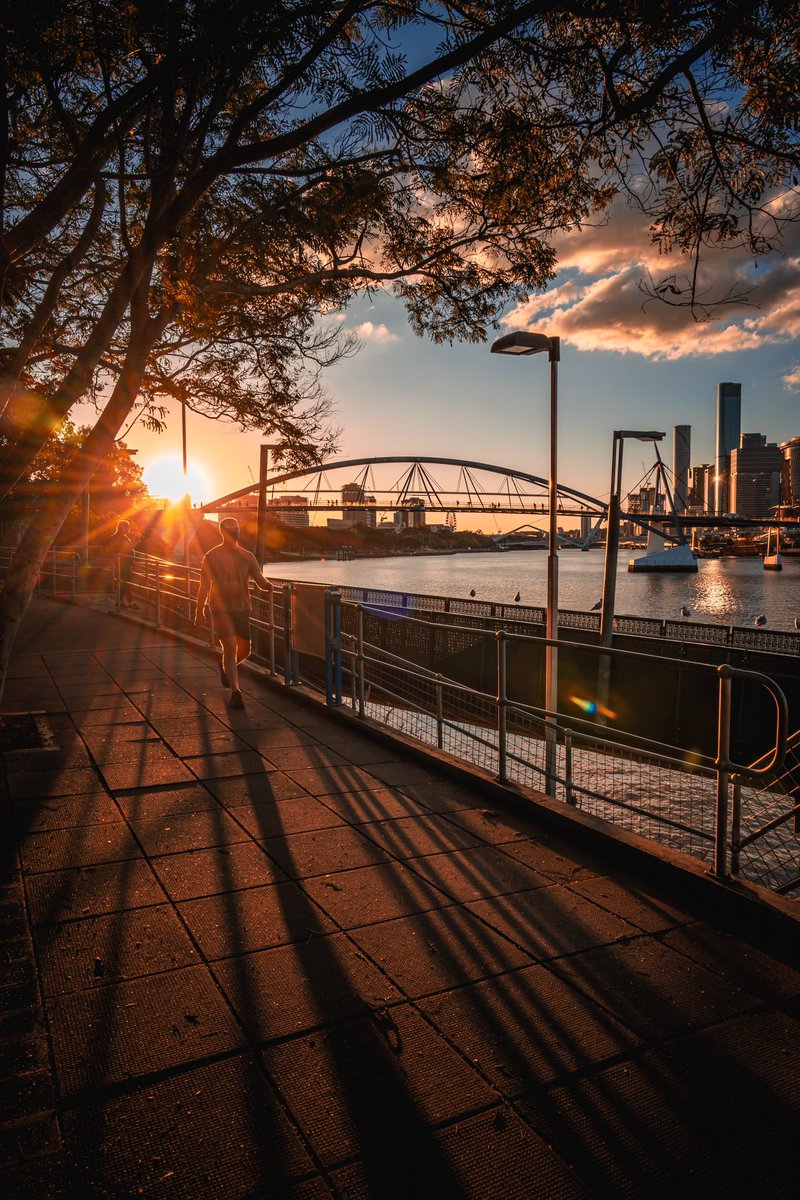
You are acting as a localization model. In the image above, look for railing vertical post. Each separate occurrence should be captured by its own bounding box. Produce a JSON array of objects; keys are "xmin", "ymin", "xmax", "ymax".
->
[
  {"xmin": 730, "ymin": 777, "xmax": 742, "ymax": 877},
  {"xmin": 564, "ymin": 730, "xmax": 575, "ymax": 805},
  {"xmin": 71, "ymin": 553, "xmax": 77, "ymax": 603},
  {"xmin": 283, "ymin": 585, "xmax": 292, "ymax": 684},
  {"xmin": 357, "ymin": 605, "xmax": 366, "ymax": 718},
  {"xmin": 334, "ymin": 591, "xmax": 342, "ymax": 704},
  {"xmin": 436, "ymin": 673, "xmax": 443, "ymax": 750},
  {"xmin": 325, "ymin": 590, "xmax": 334, "ymax": 705},
  {"xmin": 52, "ymin": 548, "xmax": 56, "ymax": 595},
  {"xmin": 283, "ymin": 585, "xmax": 298, "ymax": 685},
  {"xmin": 324, "ymin": 589, "xmax": 343, "ymax": 706},
  {"xmin": 155, "ymin": 560, "xmax": 162, "ymax": 628},
  {"xmin": 268, "ymin": 585, "xmax": 276, "ymax": 674},
  {"xmin": 497, "ymin": 631, "xmax": 508, "ymax": 783},
  {"xmin": 714, "ymin": 665, "xmax": 733, "ymax": 877}
]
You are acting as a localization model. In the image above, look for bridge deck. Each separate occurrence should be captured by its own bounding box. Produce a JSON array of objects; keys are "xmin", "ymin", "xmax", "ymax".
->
[{"xmin": 2, "ymin": 600, "xmax": 799, "ymax": 1199}]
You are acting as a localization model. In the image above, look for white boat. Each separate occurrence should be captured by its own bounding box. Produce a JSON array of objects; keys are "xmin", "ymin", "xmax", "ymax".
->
[{"xmin": 764, "ymin": 527, "xmax": 783, "ymax": 571}]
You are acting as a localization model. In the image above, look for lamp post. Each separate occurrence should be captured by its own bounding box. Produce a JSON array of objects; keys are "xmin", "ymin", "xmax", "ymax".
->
[
  {"xmin": 180, "ymin": 398, "xmax": 191, "ymax": 568},
  {"xmin": 597, "ymin": 430, "xmax": 664, "ymax": 717},
  {"xmin": 491, "ymin": 330, "xmax": 560, "ymax": 796},
  {"xmin": 256, "ymin": 443, "xmax": 280, "ymax": 567}
]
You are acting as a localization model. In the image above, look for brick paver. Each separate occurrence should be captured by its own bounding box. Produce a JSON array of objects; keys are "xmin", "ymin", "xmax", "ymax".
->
[{"xmin": 2, "ymin": 599, "xmax": 799, "ymax": 1199}]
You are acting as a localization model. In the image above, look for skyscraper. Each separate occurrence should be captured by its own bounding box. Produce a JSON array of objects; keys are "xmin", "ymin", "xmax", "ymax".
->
[
  {"xmin": 730, "ymin": 434, "xmax": 783, "ymax": 517},
  {"xmin": 715, "ymin": 382, "xmax": 741, "ymax": 513},
  {"xmin": 672, "ymin": 424, "xmax": 691, "ymax": 511},
  {"xmin": 780, "ymin": 435, "xmax": 800, "ymax": 510}
]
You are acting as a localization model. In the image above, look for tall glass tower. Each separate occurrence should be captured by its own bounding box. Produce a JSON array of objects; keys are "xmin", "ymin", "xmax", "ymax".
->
[
  {"xmin": 672, "ymin": 425, "xmax": 691, "ymax": 511},
  {"xmin": 715, "ymin": 382, "xmax": 741, "ymax": 513}
]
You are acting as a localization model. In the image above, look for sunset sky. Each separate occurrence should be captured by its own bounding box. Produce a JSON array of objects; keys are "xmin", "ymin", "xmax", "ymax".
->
[{"xmin": 86, "ymin": 191, "xmax": 800, "ymax": 523}]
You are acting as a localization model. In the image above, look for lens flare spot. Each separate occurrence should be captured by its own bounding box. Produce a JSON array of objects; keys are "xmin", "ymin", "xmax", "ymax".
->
[{"xmin": 569, "ymin": 694, "xmax": 617, "ymax": 720}]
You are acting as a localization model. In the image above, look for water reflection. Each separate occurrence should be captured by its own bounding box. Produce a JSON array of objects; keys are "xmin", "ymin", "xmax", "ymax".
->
[{"xmin": 263, "ymin": 551, "xmax": 800, "ymax": 632}]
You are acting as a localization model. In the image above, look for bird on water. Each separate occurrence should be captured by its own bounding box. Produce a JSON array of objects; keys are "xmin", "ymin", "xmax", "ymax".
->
[
  {"xmin": 590, "ymin": 599, "xmax": 602, "ymax": 611},
  {"xmin": 680, "ymin": 605, "xmax": 691, "ymax": 618},
  {"xmin": 469, "ymin": 589, "xmax": 476, "ymax": 598},
  {"xmin": 514, "ymin": 591, "xmax": 521, "ymax": 602},
  {"xmin": 755, "ymin": 613, "xmax": 767, "ymax": 627}
]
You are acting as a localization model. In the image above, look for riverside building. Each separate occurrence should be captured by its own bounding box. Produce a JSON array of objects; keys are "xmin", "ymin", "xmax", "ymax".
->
[
  {"xmin": 729, "ymin": 433, "xmax": 783, "ymax": 517},
  {"xmin": 781, "ymin": 435, "xmax": 800, "ymax": 509}
]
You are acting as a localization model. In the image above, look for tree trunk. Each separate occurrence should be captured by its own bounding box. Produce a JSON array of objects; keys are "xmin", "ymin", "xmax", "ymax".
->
[
  {"xmin": 0, "ymin": 309, "xmax": 164, "ymax": 700},
  {"xmin": 0, "ymin": 243, "xmax": 158, "ymax": 502}
]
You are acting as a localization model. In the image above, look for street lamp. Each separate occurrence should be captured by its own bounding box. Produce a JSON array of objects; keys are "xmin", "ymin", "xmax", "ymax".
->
[
  {"xmin": 179, "ymin": 398, "xmax": 193, "ymax": 569},
  {"xmin": 600, "ymin": 429, "xmax": 665, "ymax": 643},
  {"xmin": 596, "ymin": 429, "xmax": 664, "ymax": 719},
  {"xmin": 491, "ymin": 329, "xmax": 560, "ymax": 795}
]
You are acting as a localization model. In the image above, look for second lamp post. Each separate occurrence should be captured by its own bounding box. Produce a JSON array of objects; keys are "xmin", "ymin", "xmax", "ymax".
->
[{"xmin": 491, "ymin": 330, "xmax": 560, "ymax": 795}]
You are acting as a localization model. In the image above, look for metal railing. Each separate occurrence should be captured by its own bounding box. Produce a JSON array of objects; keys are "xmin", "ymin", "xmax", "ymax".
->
[
  {"xmin": 0, "ymin": 546, "xmax": 80, "ymax": 599},
  {"xmin": 26, "ymin": 550, "xmax": 797, "ymax": 898},
  {"xmin": 337, "ymin": 584, "xmax": 800, "ymax": 656},
  {"xmin": 731, "ymin": 730, "xmax": 800, "ymax": 895},
  {"xmin": 340, "ymin": 606, "xmax": 792, "ymax": 891}
]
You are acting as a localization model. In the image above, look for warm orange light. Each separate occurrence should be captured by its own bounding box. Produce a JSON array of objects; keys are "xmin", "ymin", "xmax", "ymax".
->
[
  {"xmin": 143, "ymin": 455, "xmax": 210, "ymax": 502},
  {"xmin": 569, "ymin": 694, "xmax": 617, "ymax": 720}
]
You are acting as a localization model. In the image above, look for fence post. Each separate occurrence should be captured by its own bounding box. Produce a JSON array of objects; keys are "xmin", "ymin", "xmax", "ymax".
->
[
  {"xmin": 357, "ymin": 605, "xmax": 366, "ymax": 718},
  {"xmin": 436, "ymin": 673, "xmax": 443, "ymax": 750},
  {"xmin": 283, "ymin": 585, "xmax": 292, "ymax": 684},
  {"xmin": 155, "ymin": 559, "xmax": 162, "ymax": 628},
  {"xmin": 730, "ymin": 777, "xmax": 742, "ymax": 876},
  {"xmin": 283, "ymin": 585, "xmax": 298, "ymax": 685},
  {"xmin": 324, "ymin": 589, "xmax": 342, "ymax": 706},
  {"xmin": 497, "ymin": 631, "xmax": 507, "ymax": 783},
  {"xmin": 564, "ymin": 730, "xmax": 575, "ymax": 805},
  {"xmin": 713, "ymin": 665, "xmax": 733, "ymax": 877},
  {"xmin": 268, "ymin": 585, "xmax": 276, "ymax": 674}
]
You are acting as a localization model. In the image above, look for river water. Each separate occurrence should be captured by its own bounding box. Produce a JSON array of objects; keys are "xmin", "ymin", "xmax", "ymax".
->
[{"xmin": 263, "ymin": 548, "xmax": 800, "ymax": 632}]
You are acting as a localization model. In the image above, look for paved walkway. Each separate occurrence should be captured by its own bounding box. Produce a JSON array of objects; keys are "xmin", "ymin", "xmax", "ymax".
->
[{"xmin": 2, "ymin": 599, "xmax": 799, "ymax": 1199}]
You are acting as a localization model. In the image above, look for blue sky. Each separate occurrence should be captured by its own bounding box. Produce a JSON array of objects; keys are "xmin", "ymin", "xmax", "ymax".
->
[{"xmin": 133, "ymin": 194, "xmax": 800, "ymax": 519}]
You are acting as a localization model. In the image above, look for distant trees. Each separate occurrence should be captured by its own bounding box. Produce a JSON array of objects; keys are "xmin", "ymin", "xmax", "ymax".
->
[
  {"xmin": 0, "ymin": 419, "xmax": 146, "ymax": 545},
  {"xmin": 0, "ymin": 0, "xmax": 798, "ymax": 690}
]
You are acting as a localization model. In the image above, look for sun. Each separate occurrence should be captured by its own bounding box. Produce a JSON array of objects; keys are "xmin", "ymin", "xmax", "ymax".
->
[{"xmin": 142, "ymin": 455, "xmax": 212, "ymax": 503}]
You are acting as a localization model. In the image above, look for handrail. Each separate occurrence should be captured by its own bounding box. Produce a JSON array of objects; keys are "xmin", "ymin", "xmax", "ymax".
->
[
  {"xmin": 717, "ymin": 664, "xmax": 788, "ymax": 779},
  {"xmin": 745, "ymin": 724, "xmax": 800, "ymax": 773},
  {"xmin": 341, "ymin": 581, "xmax": 800, "ymax": 655},
  {"xmin": 343, "ymin": 623, "xmax": 721, "ymax": 776},
  {"xmin": 714, "ymin": 663, "xmax": 789, "ymax": 877}
]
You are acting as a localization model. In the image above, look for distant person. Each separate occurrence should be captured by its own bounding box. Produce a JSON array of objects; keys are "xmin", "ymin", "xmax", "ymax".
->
[
  {"xmin": 109, "ymin": 519, "xmax": 137, "ymax": 609},
  {"xmin": 194, "ymin": 517, "xmax": 271, "ymax": 709}
]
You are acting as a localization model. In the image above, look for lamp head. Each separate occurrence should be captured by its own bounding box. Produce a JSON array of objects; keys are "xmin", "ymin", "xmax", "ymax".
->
[{"xmin": 491, "ymin": 331, "xmax": 559, "ymax": 361}]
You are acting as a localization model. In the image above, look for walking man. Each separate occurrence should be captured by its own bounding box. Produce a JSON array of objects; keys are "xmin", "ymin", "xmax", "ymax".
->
[{"xmin": 194, "ymin": 517, "xmax": 271, "ymax": 709}]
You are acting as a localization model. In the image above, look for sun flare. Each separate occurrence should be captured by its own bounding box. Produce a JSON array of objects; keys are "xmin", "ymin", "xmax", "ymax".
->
[{"xmin": 142, "ymin": 455, "xmax": 211, "ymax": 503}]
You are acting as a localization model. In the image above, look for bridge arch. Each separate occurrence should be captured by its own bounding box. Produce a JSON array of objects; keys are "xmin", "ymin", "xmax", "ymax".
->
[{"xmin": 201, "ymin": 455, "xmax": 608, "ymax": 522}]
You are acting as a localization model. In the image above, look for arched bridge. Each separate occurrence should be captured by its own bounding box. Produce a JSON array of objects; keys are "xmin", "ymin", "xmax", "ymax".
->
[{"xmin": 201, "ymin": 456, "xmax": 608, "ymax": 528}]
